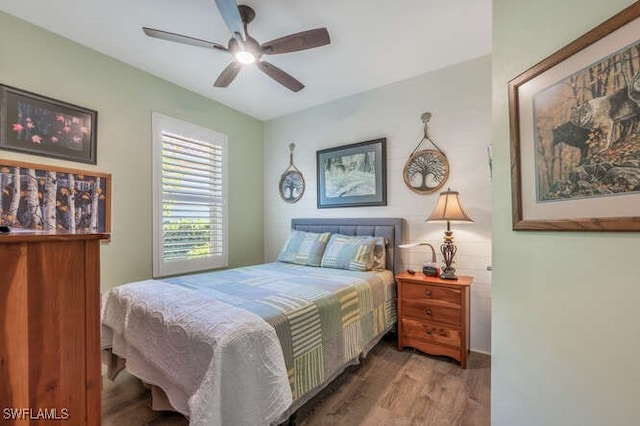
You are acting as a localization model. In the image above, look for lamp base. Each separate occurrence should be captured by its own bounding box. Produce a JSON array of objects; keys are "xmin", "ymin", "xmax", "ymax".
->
[
  {"xmin": 440, "ymin": 239, "xmax": 458, "ymax": 280},
  {"xmin": 439, "ymin": 268, "xmax": 458, "ymax": 280}
]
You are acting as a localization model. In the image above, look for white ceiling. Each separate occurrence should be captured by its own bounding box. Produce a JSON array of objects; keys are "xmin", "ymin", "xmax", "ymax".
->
[{"xmin": 0, "ymin": 0, "xmax": 492, "ymax": 121}]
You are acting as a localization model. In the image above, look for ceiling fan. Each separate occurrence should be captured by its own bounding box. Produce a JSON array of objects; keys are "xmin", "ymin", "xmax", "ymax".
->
[{"xmin": 142, "ymin": 0, "xmax": 331, "ymax": 92}]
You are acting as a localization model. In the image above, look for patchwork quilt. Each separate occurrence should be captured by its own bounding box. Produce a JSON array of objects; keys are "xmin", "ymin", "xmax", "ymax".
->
[{"xmin": 102, "ymin": 261, "xmax": 396, "ymax": 424}]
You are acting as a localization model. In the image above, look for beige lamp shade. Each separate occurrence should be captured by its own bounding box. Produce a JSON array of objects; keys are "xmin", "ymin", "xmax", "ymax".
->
[{"xmin": 426, "ymin": 188, "xmax": 474, "ymax": 223}]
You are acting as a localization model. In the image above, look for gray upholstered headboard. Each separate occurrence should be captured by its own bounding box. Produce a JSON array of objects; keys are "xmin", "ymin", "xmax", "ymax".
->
[{"xmin": 291, "ymin": 217, "xmax": 405, "ymax": 275}]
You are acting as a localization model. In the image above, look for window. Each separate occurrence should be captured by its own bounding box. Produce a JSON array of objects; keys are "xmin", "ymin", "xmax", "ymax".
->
[{"xmin": 152, "ymin": 112, "xmax": 228, "ymax": 277}]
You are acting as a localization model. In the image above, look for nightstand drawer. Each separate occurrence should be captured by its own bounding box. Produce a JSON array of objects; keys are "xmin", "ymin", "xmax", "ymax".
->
[
  {"xmin": 402, "ymin": 282, "xmax": 461, "ymax": 306},
  {"xmin": 400, "ymin": 317, "xmax": 461, "ymax": 347},
  {"xmin": 402, "ymin": 300, "xmax": 461, "ymax": 326}
]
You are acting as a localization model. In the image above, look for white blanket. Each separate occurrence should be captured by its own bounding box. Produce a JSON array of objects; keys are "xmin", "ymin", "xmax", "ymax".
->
[{"xmin": 101, "ymin": 280, "xmax": 292, "ymax": 426}]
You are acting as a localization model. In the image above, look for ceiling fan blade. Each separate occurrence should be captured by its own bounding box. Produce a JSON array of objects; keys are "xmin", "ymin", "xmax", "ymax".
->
[
  {"xmin": 214, "ymin": 62, "xmax": 242, "ymax": 87},
  {"xmin": 257, "ymin": 61, "xmax": 304, "ymax": 92},
  {"xmin": 213, "ymin": 0, "xmax": 245, "ymax": 42},
  {"xmin": 143, "ymin": 27, "xmax": 227, "ymax": 51},
  {"xmin": 261, "ymin": 28, "xmax": 330, "ymax": 55}
]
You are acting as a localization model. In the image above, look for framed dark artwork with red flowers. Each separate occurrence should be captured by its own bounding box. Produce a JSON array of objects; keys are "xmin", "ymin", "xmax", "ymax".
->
[{"xmin": 0, "ymin": 85, "xmax": 97, "ymax": 164}]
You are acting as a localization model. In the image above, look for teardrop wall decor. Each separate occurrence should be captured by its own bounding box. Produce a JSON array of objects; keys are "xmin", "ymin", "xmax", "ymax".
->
[{"xmin": 279, "ymin": 143, "xmax": 305, "ymax": 203}]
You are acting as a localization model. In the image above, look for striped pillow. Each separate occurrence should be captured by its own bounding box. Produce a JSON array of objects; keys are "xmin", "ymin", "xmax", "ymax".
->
[
  {"xmin": 320, "ymin": 234, "xmax": 376, "ymax": 271},
  {"xmin": 277, "ymin": 231, "xmax": 331, "ymax": 266}
]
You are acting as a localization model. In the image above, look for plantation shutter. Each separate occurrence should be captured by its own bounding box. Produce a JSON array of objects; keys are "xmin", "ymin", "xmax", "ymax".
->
[{"xmin": 152, "ymin": 113, "xmax": 228, "ymax": 277}]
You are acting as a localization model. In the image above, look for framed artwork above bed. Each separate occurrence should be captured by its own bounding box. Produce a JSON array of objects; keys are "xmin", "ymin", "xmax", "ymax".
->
[{"xmin": 316, "ymin": 138, "xmax": 387, "ymax": 208}]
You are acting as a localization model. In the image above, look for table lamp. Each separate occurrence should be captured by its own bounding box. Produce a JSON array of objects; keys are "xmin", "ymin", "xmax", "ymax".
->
[{"xmin": 425, "ymin": 188, "xmax": 473, "ymax": 280}]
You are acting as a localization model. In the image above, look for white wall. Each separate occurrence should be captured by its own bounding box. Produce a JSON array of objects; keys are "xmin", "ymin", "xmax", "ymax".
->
[
  {"xmin": 492, "ymin": 0, "xmax": 640, "ymax": 424},
  {"xmin": 264, "ymin": 56, "xmax": 492, "ymax": 353}
]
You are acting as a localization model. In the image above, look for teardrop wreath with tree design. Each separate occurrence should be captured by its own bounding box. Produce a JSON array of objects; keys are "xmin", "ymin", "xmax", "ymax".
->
[
  {"xmin": 403, "ymin": 112, "xmax": 450, "ymax": 194},
  {"xmin": 279, "ymin": 143, "xmax": 305, "ymax": 203}
]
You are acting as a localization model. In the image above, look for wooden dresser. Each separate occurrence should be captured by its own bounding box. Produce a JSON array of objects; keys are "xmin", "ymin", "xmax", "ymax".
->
[
  {"xmin": 0, "ymin": 232, "xmax": 108, "ymax": 425},
  {"xmin": 396, "ymin": 271, "xmax": 473, "ymax": 368}
]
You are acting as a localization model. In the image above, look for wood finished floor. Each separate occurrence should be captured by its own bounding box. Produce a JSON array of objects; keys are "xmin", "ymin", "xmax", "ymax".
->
[{"xmin": 102, "ymin": 336, "xmax": 490, "ymax": 426}]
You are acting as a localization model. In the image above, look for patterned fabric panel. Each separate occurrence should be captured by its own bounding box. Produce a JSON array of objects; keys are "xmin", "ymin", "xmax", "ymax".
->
[
  {"xmin": 277, "ymin": 231, "xmax": 331, "ymax": 267},
  {"xmin": 320, "ymin": 234, "xmax": 375, "ymax": 271},
  {"xmin": 163, "ymin": 262, "xmax": 396, "ymax": 402}
]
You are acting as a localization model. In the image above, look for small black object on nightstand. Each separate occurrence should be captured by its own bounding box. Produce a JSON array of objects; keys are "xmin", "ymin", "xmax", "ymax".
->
[
  {"xmin": 0, "ymin": 225, "xmax": 10, "ymax": 233},
  {"xmin": 407, "ymin": 269, "xmax": 416, "ymax": 275}
]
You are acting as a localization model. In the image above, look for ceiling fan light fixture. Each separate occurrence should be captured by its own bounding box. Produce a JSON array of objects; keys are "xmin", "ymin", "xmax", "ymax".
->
[
  {"xmin": 143, "ymin": 2, "xmax": 331, "ymax": 91},
  {"xmin": 235, "ymin": 50, "xmax": 256, "ymax": 64}
]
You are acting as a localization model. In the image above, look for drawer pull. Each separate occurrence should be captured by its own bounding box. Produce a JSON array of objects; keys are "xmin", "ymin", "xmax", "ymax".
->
[
  {"xmin": 425, "ymin": 309, "xmax": 432, "ymax": 316},
  {"xmin": 425, "ymin": 328, "xmax": 433, "ymax": 335},
  {"xmin": 425, "ymin": 290, "xmax": 433, "ymax": 297}
]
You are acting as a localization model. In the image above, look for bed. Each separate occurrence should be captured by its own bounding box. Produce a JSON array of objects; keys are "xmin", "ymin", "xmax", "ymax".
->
[{"xmin": 101, "ymin": 217, "xmax": 405, "ymax": 425}]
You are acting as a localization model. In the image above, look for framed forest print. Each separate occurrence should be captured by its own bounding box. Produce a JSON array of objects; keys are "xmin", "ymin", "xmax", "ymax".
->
[
  {"xmin": 317, "ymin": 138, "xmax": 387, "ymax": 208},
  {"xmin": 0, "ymin": 159, "xmax": 110, "ymax": 233},
  {"xmin": 509, "ymin": 3, "xmax": 640, "ymax": 231},
  {"xmin": 0, "ymin": 85, "xmax": 98, "ymax": 164}
]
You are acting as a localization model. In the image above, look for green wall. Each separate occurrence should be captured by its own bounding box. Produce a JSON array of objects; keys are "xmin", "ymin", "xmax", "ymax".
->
[
  {"xmin": 492, "ymin": 1, "xmax": 640, "ymax": 425},
  {"xmin": 0, "ymin": 11, "xmax": 265, "ymax": 291}
]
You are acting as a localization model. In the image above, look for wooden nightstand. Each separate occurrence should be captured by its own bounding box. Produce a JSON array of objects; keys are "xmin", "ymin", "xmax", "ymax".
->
[{"xmin": 396, "ymin": 271, "xmax": 473, "ymax": 368}]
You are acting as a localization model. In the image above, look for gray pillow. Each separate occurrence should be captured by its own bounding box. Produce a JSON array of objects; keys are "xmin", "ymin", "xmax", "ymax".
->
[{"xmin": 277, "ymin": 230, "xmax": 331, "ymax": 266}]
